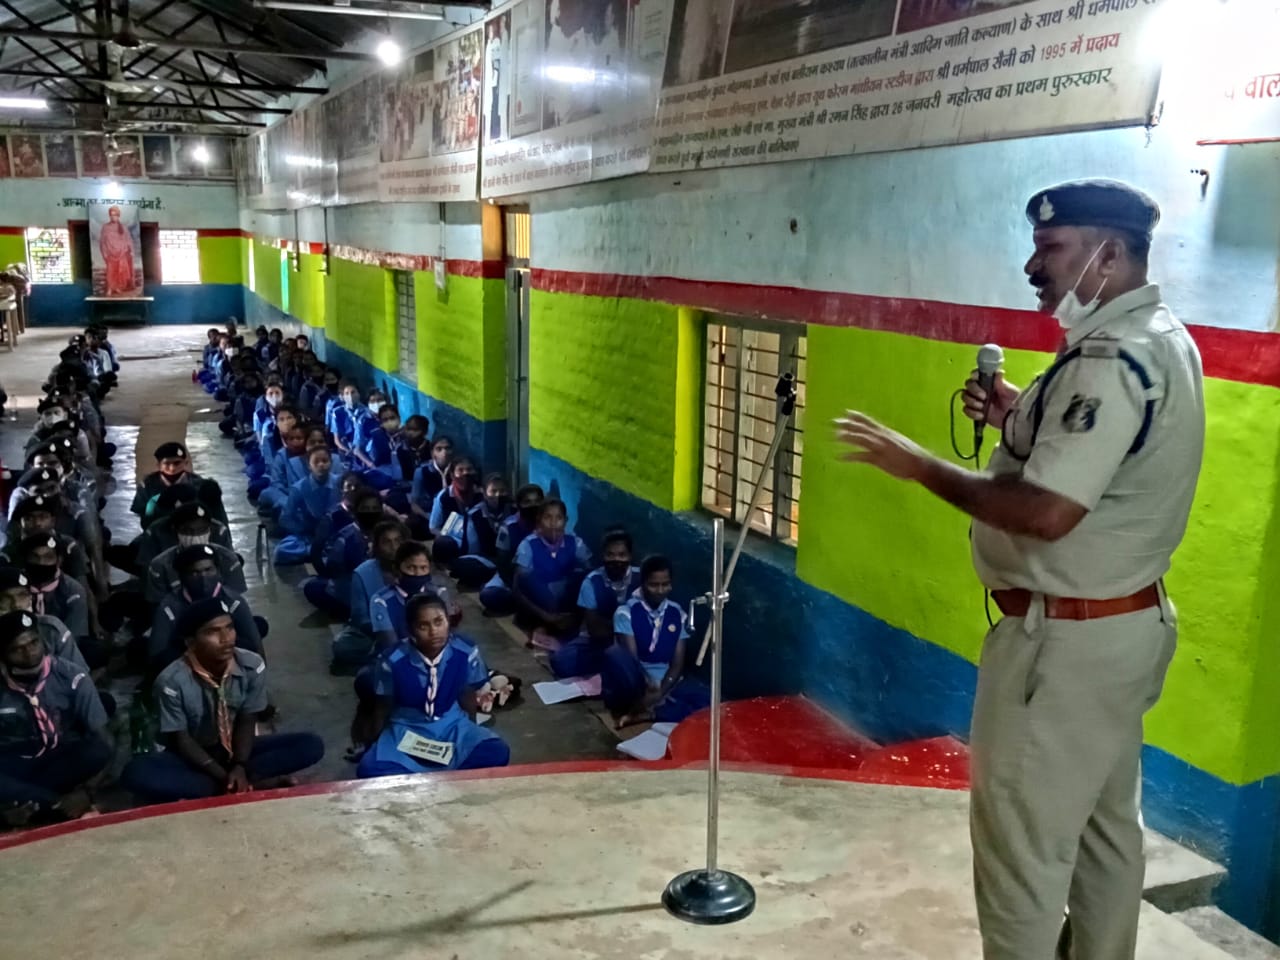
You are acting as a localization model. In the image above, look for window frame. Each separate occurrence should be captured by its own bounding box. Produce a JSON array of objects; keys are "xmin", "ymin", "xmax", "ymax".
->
[
  {"xmin": 700, "ymin": 315, "xmax": 805, "ymax": 547},
  {"xmin": 157, "ymin": 228, "xmax": 201, "ymax": 285},
  {"xmin": 392, "ymin": 268, "xmax": 418, "ymax": 387},
  {"xmin": 24, "ymin": 225, "xmax": 74, "ymax": 284}
]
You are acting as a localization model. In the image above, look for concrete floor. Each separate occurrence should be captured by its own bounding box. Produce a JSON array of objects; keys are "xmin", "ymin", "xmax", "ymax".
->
[
  {"xmin": 0, "ymin": 325, "xmax": 622, "ymax": 793},
  {"xmin": 2, "ymin": 768, "xmax": 1239, "ymax": 960}
]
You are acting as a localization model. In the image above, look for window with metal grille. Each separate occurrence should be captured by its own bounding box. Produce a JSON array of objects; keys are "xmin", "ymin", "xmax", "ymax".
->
[
  {"xmin": 394, "ymin": 269, "xmax": 417, "ymax": 386},
  {"xmin": 158, "ymin": 229, "xmax": 200, "ymax": 284},
  {"xmin": 702, "ymin": 320, "xmax": 806, "ymax": 546},
  {"xmin": 25, "ymin": 226, "xmax": 73, "ymax": 284}
]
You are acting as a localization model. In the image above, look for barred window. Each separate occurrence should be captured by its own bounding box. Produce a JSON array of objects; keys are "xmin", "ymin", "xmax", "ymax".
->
[
  {"xmin": 702, "ymin": 320, "xmax": 806, "ymax": 546},
  {"xmin": 25, "ymin": 226, "xmax": 73, "ymax": 284},
  {"xmin": 394, "ymin": 269, "xmax": 417, "ymax": 386},
  {"xmin": 159, "ymin": 229, "xmax": 200, "ymax": 284}
]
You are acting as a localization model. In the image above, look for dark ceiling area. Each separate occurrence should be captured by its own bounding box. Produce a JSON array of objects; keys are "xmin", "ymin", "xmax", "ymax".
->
[{"xmin": 0, "ymin": 1, "xmax": 484, "ymax": 136}]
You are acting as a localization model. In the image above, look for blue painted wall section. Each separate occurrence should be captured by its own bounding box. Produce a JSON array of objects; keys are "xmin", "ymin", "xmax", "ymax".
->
[{"xmin": 27, "ymin": 281, "xmax": 244, "ymax": 326}]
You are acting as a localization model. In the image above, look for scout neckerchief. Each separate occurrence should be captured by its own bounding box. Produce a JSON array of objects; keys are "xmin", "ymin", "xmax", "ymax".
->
[
  {"xmin": 184, "ymin": 651, "xmax": 234, "ymax": 753},
  {"xmin": 2, "ymin": 656, "xmax": 57, "ymax": 758},
  {"xmin": 417, "ymin": 645, "xmax": 447, "ymax": 718}
]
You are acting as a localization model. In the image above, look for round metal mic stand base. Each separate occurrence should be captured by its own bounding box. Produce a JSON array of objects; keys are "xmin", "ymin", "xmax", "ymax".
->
[{"xmin": 663, "ymin": 868, "xmax": 757, "ymax": 925}]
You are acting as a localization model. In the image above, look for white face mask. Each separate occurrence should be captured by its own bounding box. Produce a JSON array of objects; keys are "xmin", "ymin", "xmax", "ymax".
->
[
  {"xmin": 177, "ymin": 532, "xmax": 211, "ymax": 548},
  {"xmin": 368, "ymin": 401, "xmax": 384, "ymax": 414},
  {"xmin": 40, "ymin": 411, "xmax": 68, "ymax": 428},
  {"xmin": 1052, "ymin": 243, "xmax": 1108, "ymax": 330},
  {"xmin": 266, "ymin": 393, "xmax": 282, "ymax": 408}
]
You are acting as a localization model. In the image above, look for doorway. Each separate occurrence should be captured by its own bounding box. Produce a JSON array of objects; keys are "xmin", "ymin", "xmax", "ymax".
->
[{"xmin": 504, "ymin": 207, "xmax": 531, "ymax": 487}]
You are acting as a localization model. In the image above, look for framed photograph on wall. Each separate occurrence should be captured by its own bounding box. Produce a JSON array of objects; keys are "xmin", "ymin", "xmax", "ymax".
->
[
  {"xmin": 143, "ymin": 135, "xmax": 173, "ymax": 176},
  {"xmin": 44, "ymin": 135, "xmax": 77, "ymax": 177},
  {"xmin": 78, "ymin": 135, "xmax": 110, "ymax": 177},
  {"xmin": 10, "ymin": 134, "xmax": 45, "ymax": 178}
]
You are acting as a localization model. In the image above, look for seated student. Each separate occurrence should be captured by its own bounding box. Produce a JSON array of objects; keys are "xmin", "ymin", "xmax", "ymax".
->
[
  {"xmin": 353, "ymin": 403, "xmax": 403, "ymax": 477},
  {"xmin": 123, "ymin": 599, "xmax": 324, "ymax": 802},
  {"xmin": 248, "ymin": 403, "xmax": 298, "ymax": 500},
  {"xmin": 261, "ymin": 327, "xmax": 283, "ymax": 366},
  {"xmin": 149, "ymin": 545, "xmax": 265, "ymax": 676},
  {"xmin": 219, "ymin": 365, "xmax": 263, "ymax": 439},
  {"xmin": 452, "ymin": 473, "xmax": 513, "ymax": 589},
  {"xmin": 0, "ymin": 568, "xmax": 89, "ymax": 671},
  {"xmin": 146, "ymin": 506, "xmax": 247, "ymax": 603},
  {"xmin": 478, "ymin": 482, "xmax": 544, "ymax": 616},
  {"xmin": 273, "ymin": 447, "xmax": 344, "ymax": 567},
  {"xmin": 428, "ymin": 457, "xmax": 483, "ymax": 566},
  {"xmin": 550, "ymin": 529, "xmax": 641, "ymax": 680},
  {"xmin": 3, "ymin": 495, "xmax": 91, "ymax": 589},
  {"xmin": 331, "ymin": 520, "xmax": 408, "ymax": 674},
  {"xmin": 297, "ymin": 363, "xmax": 325, "ymax": 418},
  {"xmin": 258, "ymin": 424, "xmax": 310, "ymax": 520},
  {"xmin": 199, "ymin": 327, "xmax": 222, "ymax": 378},
  {"xmin": 132, "ymin": 443, "xmax": 203, "ymax": 526},
  {"xmin": 251, "ymin": 325, "xmax": 270, "ymax": 362},
  {"xmin": 244, "ymin": 381, "xmax": 286, "ymax": 485},
  {"xmin": 370, "ymin": 541, "xmax": 463, "ymax": 651},
  {"xmin": 409, "ymin": 435, "xmax": 454, "ymax": 526},
  {"xmin": 0, "ymin": 610, "xmax": 110, "ymax": 825},
  {"xmin": 13, "ymin": 534, "xmax": 90, "ymax": 645},
  {"xmin": 397, "ymin": 414, "xmax": 431, "ymax": 470},
  {"xmin": 330, "ymin": 383, "xmax": 375, "ymax": 460},
  {"xmin": 602, "ymin": 555, "xmax": 710, "ymax": 728},
  {"xmin": 83, "ymin": 328, "xmax": 116, "ymax": 393},
  {"xmin": 301, "ymin": 488, "xmax": 384, "ymax": 621},
  {"xmin": 313, "ymin": 367, "xmax": 341, "ymax": 426},
  {"xmin": 511, "ymin": 499, "xmax": 591, "ymax": 638},
  {"xmin": 354, "ymin": 594, "xmax": 509, "ymax": 778}
]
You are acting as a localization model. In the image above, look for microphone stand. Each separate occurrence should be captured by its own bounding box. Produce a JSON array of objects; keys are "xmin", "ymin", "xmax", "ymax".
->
[{"xmin": 663, "ymin": 372, "xmax": 798, "ymax": 925}]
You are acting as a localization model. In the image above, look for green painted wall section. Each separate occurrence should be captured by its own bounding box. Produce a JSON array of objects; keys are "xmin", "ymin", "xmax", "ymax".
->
[
  {"xmin": 0, "ymin": 233, "xmax": 27, "ymax": 268},
  {"xmin": 328, "ymin": 257, "xmax": 392, "ymax": 372},
  {"xmin": 197, "ymin": 236, "xmax": 244, "ymax": 285},
  {"xmin": 529, "ymin": 289, "xmax": 690, "ymax": 511},
  {"xmin": 289, "ymin": 252, "xmax": 328, "ymax": 330},
  {"xmin": 798, "ymin": 322, "xmax": 1280, "ymax": 785},
  {"xmin": 415, "ymin": 273, "xmax": 506, "ymax": 422},
  {"xmin": 251, "ymin": 241, "xmax": 282, "ymax": 312}
]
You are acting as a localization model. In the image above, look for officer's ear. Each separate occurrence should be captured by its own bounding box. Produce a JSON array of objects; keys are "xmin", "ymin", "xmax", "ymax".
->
[{"xmin": 1095, "ymin": 233, "xmax": 1125, "ymax": 278}]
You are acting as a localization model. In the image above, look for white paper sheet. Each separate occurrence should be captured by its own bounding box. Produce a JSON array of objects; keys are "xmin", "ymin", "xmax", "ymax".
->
[
  {"xmin": 616, "ymin": 723, "xmax": 677, "ymax": 762},
  {"xmin": 532, "ymin": 675, "xmax": 601, "ymax": 705}
]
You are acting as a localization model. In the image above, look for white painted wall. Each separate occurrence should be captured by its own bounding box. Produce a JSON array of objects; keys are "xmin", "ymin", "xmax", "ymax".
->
[{"xmin": 0, "ymin": 177, "xmax": 239, "ymax": 229}]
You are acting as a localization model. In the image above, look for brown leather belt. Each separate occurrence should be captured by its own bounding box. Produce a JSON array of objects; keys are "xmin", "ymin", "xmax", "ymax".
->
[{"xmin": 991, "ymin": 584, "xmax": 1161, "ymax": 621}]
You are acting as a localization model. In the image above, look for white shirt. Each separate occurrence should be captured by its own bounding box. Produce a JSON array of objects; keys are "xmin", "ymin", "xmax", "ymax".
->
[{"xmin": 972, "ymin": 284, "xmax": 1205, "ymax": 598}]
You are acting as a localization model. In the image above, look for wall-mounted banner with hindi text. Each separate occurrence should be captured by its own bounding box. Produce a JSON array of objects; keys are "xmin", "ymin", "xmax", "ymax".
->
[
  {"xmin": 651, "ymin": 0, "xmax": 1167, "ymax": 174},
  {"xmin": 479, "ymin": 0, "xmax": 676, "ymax": 198}
]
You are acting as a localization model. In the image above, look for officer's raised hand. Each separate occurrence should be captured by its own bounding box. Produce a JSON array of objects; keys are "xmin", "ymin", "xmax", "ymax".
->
[{"xmin": 962, "ymin": 369, "xmax": 1019, "ymax": 430}]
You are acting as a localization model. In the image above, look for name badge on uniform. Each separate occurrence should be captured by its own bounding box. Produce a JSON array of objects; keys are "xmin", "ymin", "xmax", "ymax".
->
[{"xmin": 397, "ymin": 731, "xmax": 455, "ymax": 766}]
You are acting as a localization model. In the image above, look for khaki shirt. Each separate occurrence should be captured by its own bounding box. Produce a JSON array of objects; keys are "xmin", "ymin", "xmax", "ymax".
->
[{"xmin": 972, "ymin": 285, "xmax": 1205, "ymax": 598}]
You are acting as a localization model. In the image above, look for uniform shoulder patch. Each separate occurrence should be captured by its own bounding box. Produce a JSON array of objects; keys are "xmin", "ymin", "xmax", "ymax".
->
[{"xmin": 1062, "ymin": 394, "xmax": 1101, "ymax": 432}]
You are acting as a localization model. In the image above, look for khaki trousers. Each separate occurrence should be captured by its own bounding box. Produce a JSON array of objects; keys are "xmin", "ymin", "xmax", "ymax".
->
[{"xmin": 969, "ymin": 592, "xmax": 1177, "ymax": 960}]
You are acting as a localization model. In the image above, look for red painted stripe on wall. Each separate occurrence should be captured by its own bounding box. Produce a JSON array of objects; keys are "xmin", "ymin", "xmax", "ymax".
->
[
  {"xmin": 197, "ymin": 228, "xmax": 250, "ymax": 239},
  {"xmin": 448, "ymin": 258, "xmax": 504, "ymax": 279},
  {"xmin": 530, "ymin": 268, "xmax": 1280, "ymax": 389},
  {"xmin": 0, "ymin": 226, "xmax": 25, "ymax": 236}
]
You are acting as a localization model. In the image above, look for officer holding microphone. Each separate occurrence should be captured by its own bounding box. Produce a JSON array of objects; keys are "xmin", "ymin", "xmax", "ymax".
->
[{"xmin": 836, "ymin": 179, "xmax": 1205, "ymax": 959}]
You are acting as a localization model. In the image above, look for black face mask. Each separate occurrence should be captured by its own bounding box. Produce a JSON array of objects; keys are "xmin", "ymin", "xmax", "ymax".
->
[
  {"xmin": 603, "ymin": 561, "xmax": 631, "ymax": 582},
  {"xmin": 519, "ymin": 506, "xmax": 540, "ymax": 526},
  {"xmin": 356, "ymin": 511, "xmax": 383, "ymax": 532},
  {"xmin": 25, "ymin": 562, "xmax": 58, "ymax": 586},
  {"xmin": 183, "ymin": 573, "xmax": 220, "ymax": 600}
]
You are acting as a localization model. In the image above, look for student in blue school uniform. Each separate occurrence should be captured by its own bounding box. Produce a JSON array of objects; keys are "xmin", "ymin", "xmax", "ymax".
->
[
  {"xmin": 330, "ymin": 382, "xmax": 375, "ymax": 460},
  {"xmin": 549, "ymin": 529, "xmax": 642, "ymax": 680},
  {"xmin": 0, "ymin": 610, "xmax": 110, "ymax": 825},
  {"xmin": 330, "ymin": 521, "xmax": 409, "ymax": 674},
  {"xmin": 258, "ymin": 425, "xmax": 310, "ymax": 521},
  {"xmin": 409, "ymin": 435, "xmax": 454, "ymax": 527},
  {"xmin": 354, "ymin": 594, "xmax": 509, "ymax": 779},
  {"xmin": 452, "ymin": 473, "xmax": 513, "ymax": 589},
  {"xmin": 218, "ymin": 366, "xmax": 262, "ymax": 438},
  {"xmin": 301, "ymin": 489, "xmax": 384, "ymax": 620},
  {"xmin": 602, "ymin": 555, "xmax": 710, "ymax": 729},
  {"xmin": 478, "ymin": 482, "xmax": 544, "ymax": 616},
  {"xmin": 273, "ymin": 447, "xmax": 344, "ymax": 566},
  {"xmin": 251, "ymin": 325, "xmax": 270, "ymax": 360},
  {"xmin": 511, "ymin": 499, "xmax": 592, "ymax": 638},
  {"xmin": 397, "ymin": 414, "xmax": 431, "ymax": 471},
  {"xmin": 370, "ymin": 541, "xmax": 462, "ymax": 651},
  {"xmin": 429, "ymin": 457, "xmax": 483, "ymax": 566},
  {"xmin": 248, "ymin": 402, "xmax": 297, "ymax": 500},
  {"xmin": 298, "ymin": 364, "xmax": 325, "ymax": 419},
  {"xmin": 350, "ymin": 403, "xmax": 402, "ymax": 491},
  {"xmin": 199, "ymin": 328, "xmax": 222, "ymax": 374},
  {"xmin": 121, "ymin": 599, "xmax": 325, "ymax": 802}
]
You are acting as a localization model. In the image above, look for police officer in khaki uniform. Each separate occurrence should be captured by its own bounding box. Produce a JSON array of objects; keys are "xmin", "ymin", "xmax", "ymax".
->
[{"xmin": 836, "ymin": 179, "xmax": 1205, "ymax": 959}]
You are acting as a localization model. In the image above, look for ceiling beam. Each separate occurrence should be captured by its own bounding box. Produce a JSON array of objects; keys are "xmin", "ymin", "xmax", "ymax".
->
[
  {"xmin": 0, "ymin": 66, "xmax": 328, "ymax": 95},
  {"xmin": 0, "ymin": 25, "xmax": 378, "ymax": 61},
  {"xmin": 44, "ymin": 95, "xmax": 288, "ymax": 115}
]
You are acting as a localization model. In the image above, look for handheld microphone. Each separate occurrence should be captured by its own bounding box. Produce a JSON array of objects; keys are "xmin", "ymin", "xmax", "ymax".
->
[{"xmin": 974, "ymin": 343, "xmax": 1005, "ymax": 453}]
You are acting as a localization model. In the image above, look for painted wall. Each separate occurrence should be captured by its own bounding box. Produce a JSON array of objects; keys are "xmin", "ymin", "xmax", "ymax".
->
[{"xmin": 0, "ymin": 176, "xmax": 245, "ymax": 326}]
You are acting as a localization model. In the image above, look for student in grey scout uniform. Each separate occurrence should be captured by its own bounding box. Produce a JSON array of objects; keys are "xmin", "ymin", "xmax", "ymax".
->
[
  {"xmin": 0, "ymin": 610, "xmax": 110, "ymax": 825},
  {"xmin": 122, "ymin": 597, "xmax": 324, "ymax": 803},
  {"xmin": 835, "ymin": 179, "xmax": 1205, "ymax": 960}
]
